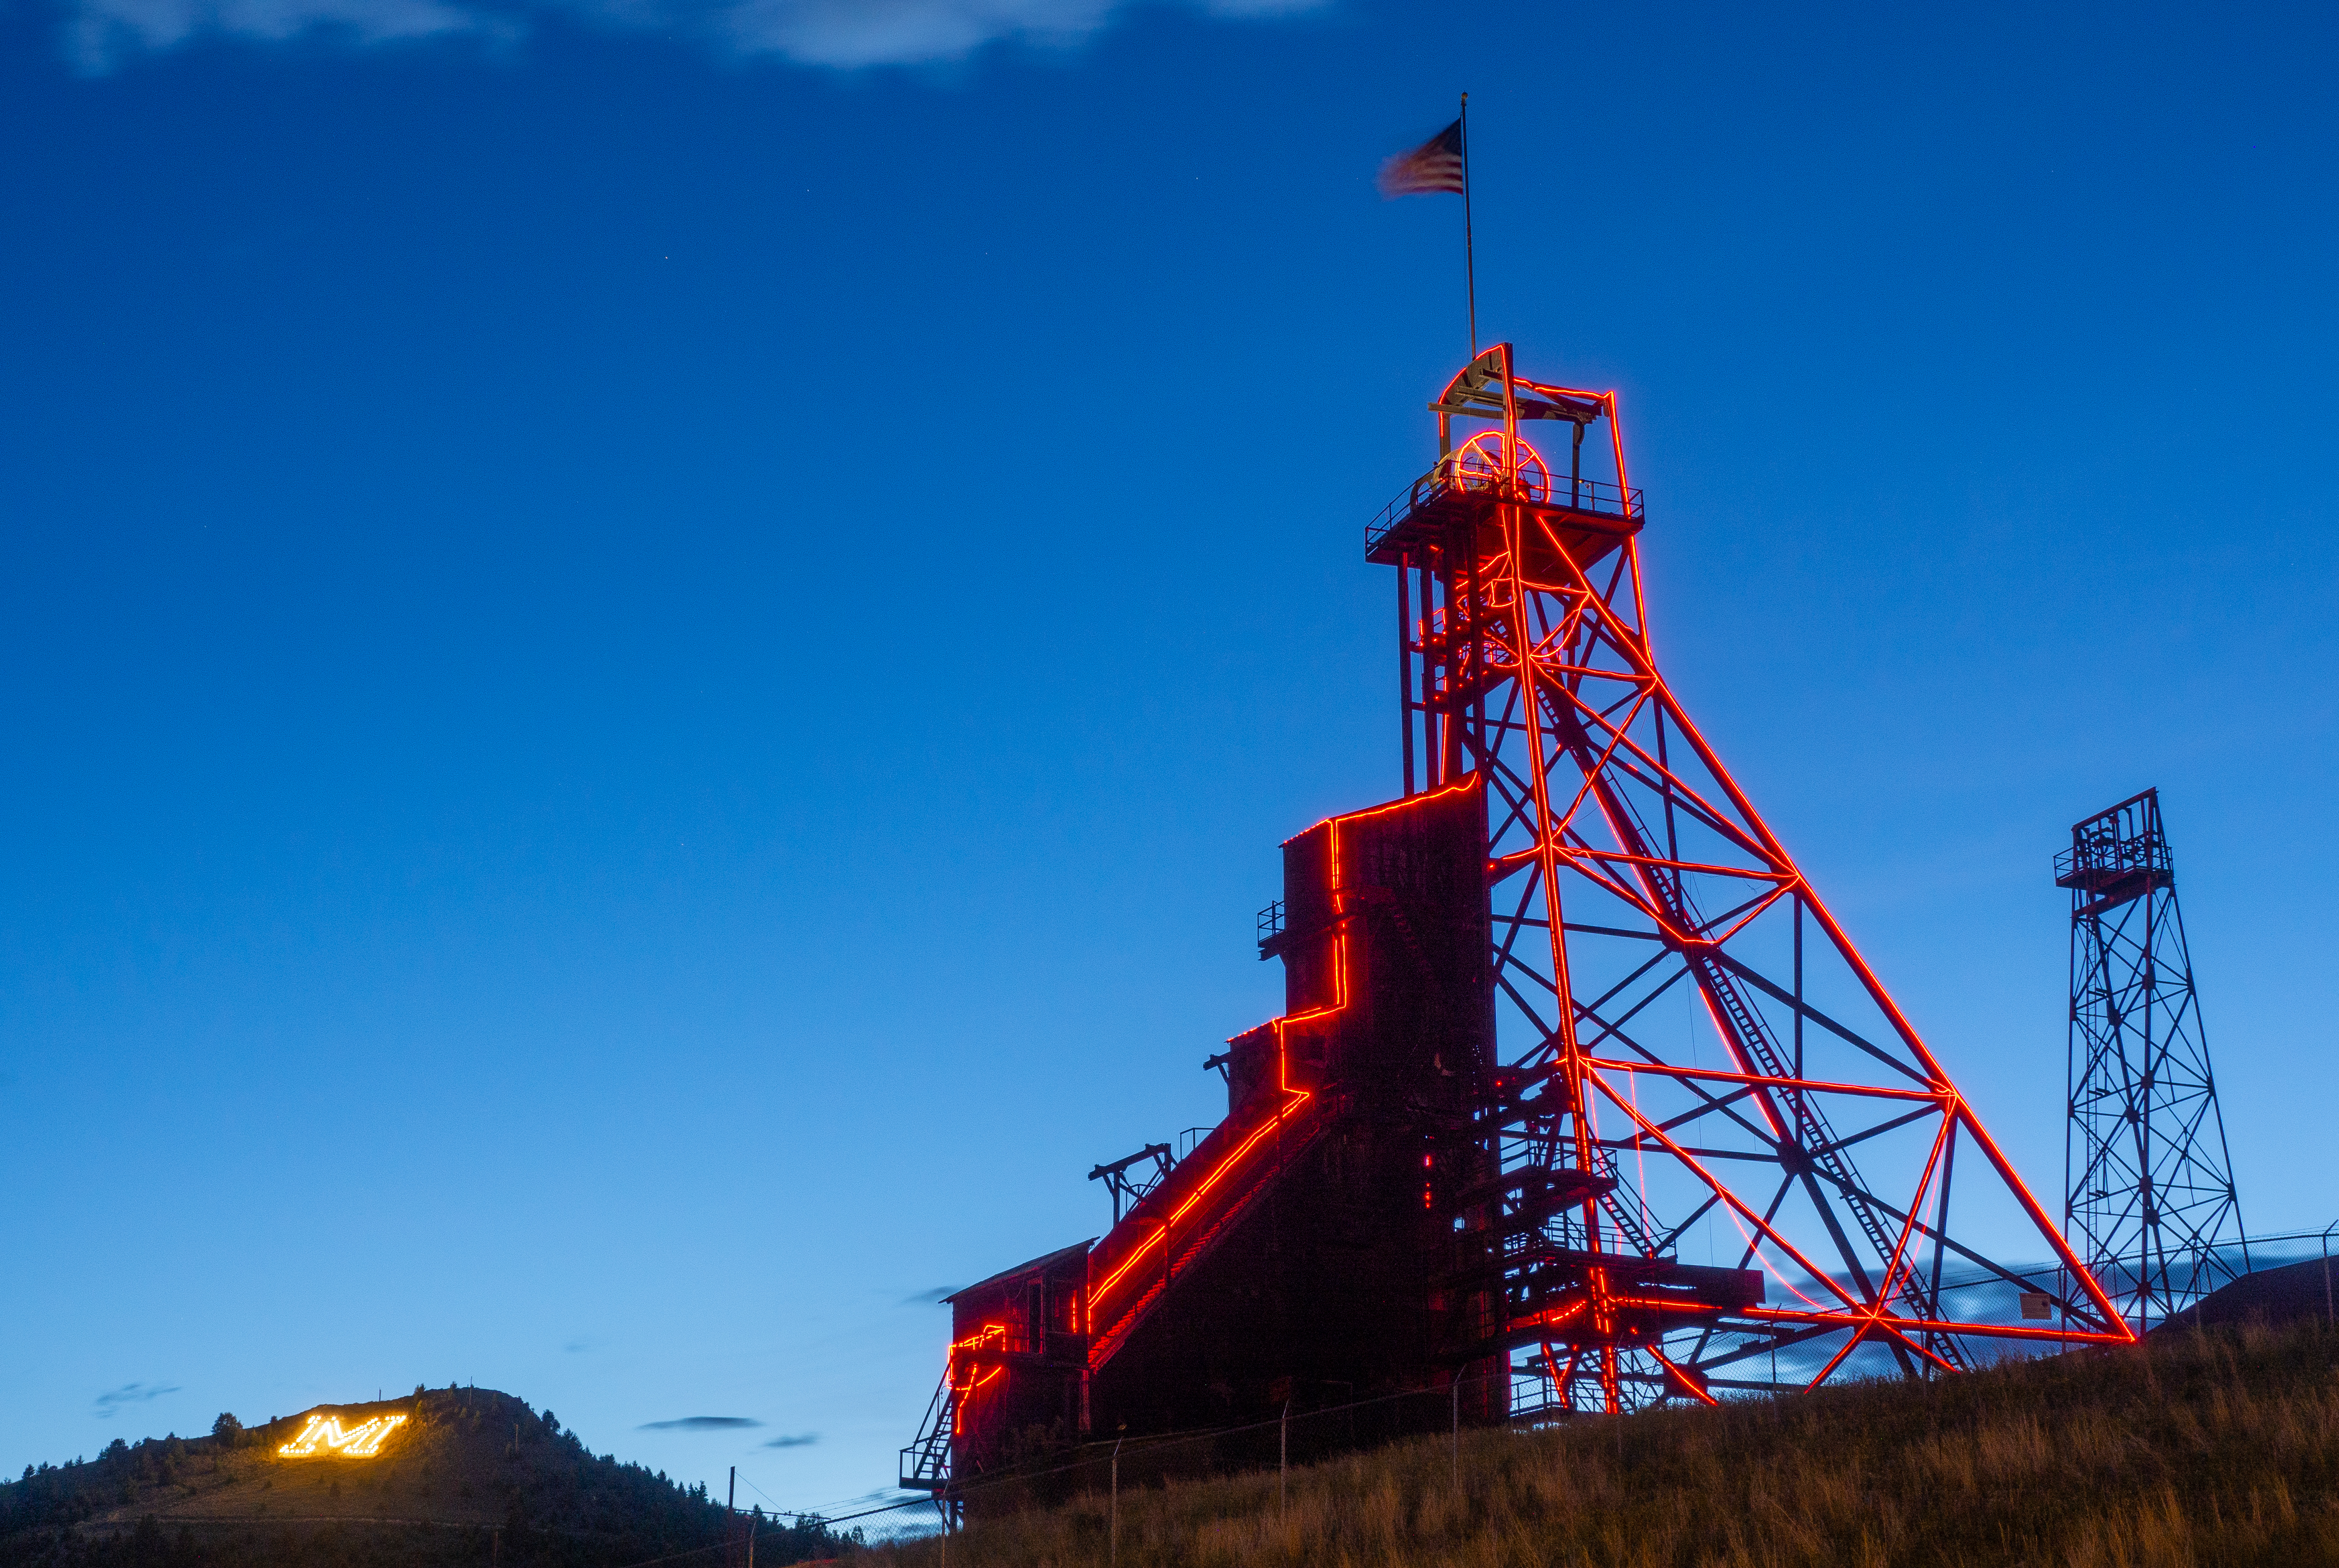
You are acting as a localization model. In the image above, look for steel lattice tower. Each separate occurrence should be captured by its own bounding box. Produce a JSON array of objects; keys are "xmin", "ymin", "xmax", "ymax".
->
[
  {"xmin": 1375, "ymin": 345, "xmax": 2129, "ymax": 1413},
  {"xmin": 2058, "ymin": 789, "xmax": 2246, "ymax": 1331}
]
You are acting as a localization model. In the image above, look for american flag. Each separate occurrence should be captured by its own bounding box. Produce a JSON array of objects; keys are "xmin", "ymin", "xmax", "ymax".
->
[{"xmin": 1378, "ymin": 119, "xmax": 1466, "ymax": 197}]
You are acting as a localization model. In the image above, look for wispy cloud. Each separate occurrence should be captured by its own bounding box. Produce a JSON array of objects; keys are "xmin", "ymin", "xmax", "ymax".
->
[
  {"xmin": 61, "ymin": 0, "xmax": 1326, "ymax": 74},
  {"xmin": 94, "ymin": 1382, "xmax": 181, "ymax": 1418},
  {"xmin": 638, "ymin": 1415, "xmax": 764, "ymax": 1431},
  {"xmin": 762, "ymin": 1431, "xmax": 819, "ymax": 1448}
]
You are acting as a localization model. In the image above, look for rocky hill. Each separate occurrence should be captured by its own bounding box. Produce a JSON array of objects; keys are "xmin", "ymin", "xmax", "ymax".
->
[{"xmin": 1, "ymin": 1386, "xmax": 847, "ymax": 1567}]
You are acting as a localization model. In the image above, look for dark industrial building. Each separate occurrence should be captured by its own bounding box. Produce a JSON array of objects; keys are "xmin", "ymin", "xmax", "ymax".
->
[{"xmin": 904, "ymin": 345, "xmax": 2129, "ymax": 1517}]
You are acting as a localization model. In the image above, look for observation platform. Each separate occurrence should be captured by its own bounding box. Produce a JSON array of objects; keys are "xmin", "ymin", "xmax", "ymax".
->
[
  {"xmin": 2055, "ymin": 835, "xmax": 2175, "ymax": 916},
  {"xmin": 1365, "ymin": 465, "xmax": 1645, "ymax": 576}
]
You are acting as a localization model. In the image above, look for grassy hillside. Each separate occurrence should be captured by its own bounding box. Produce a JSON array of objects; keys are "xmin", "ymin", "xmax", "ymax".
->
[
  {"xmin": 863, "ymin": 1320, "xmax": 2339, "ymax": 1568},
  {"xmin": 1, "ymin": 1387, "xmax": 849, "ymax": 1567}
]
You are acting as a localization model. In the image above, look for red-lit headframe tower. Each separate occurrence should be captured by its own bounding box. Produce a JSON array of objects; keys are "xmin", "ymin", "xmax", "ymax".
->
[
  {"xmin": 904, "ymin": 348, "xmax": 2128, "ymax": 1511},
  {"xmin": 1373, "ymin": 346, "xmax": 2129, "ymax": 1414}
]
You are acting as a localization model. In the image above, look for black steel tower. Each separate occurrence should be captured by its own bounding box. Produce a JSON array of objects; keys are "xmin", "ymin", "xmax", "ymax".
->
[{"xmin": 2058, "ymin": 789, "xmax": 2246, "ymax": 1330}]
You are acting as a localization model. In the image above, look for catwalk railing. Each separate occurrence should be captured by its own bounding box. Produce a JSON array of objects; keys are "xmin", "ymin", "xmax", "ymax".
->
[{"xmin": 1363, "ymin": 467, "xmax": 1644, "ymax": 556}]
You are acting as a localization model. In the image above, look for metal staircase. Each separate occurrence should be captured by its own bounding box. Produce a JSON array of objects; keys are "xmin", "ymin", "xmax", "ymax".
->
[{"xmin": 897, "ymin": 1366, "xmax": 954, "ymax": 1492}]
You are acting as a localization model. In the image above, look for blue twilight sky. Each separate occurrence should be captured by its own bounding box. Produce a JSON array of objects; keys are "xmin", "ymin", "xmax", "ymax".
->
[{"xmin": 3, "ymin": 0, "xmax": 2335, "ymax": 1519}]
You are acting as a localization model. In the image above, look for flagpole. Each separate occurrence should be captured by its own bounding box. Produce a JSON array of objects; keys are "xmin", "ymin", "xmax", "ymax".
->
[{"xmin": 1459, "ymin": 91, "xmax": 1478, "ymax": 359}]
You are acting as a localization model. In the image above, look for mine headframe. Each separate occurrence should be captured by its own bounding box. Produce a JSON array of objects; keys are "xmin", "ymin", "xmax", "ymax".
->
[
  {"xmin": 908, "ymin": 342, "xmax": 2143, "ymax": 1493},
  {"xmin": 1371, "ymin": 345, "xmax": 2133, "ymax": 1413},
  {"xmin": 2057, "ymin": 788, "xmax": 2247, "ymax": 1331}
]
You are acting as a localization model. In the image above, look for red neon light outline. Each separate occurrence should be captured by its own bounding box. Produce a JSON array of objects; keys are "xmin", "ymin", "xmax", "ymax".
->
[
  {"xmin": 1584, "ymin": 1036, "xmax": 1867, "ymax": 1312},
  {"xmin": 1580, "ymin": 1058, "xmax": 1945, "ymax": 1104},
  {"xmin": 1514, "ymin": 1299, "xmax": 1588, "ymax": 1333},
  {"xmin": 1456, "ymin": 386, "xmax": 2138, "ymax": 1384},
  {"xmin": 1446, "ymin": 431, "xmax": 1552, "ymax": 501},
  {"xmin": 1645, "ymin": 1346, "xmax": 1719, "ymax": 1408},
  {"xmin": 1086, "ymin": 781, "xmax": 1479, "ymax": 1359},
  {"xmin": 1516, "ymin": 495, "xmax": 2131, "ymax": 1338},
  {"xmin": 1736, "ymin": 1306, "xmax": 2126, "ymax": 1345}
]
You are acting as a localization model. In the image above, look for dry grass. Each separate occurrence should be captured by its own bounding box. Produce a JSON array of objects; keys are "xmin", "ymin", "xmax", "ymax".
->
[{"xmin": 863, "ymin": 1321, "xmax": 2339, "ymax": 1567}]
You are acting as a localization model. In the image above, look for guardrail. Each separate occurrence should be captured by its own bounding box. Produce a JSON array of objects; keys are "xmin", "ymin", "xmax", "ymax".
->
[
  {"xmin": 2054, "ymin": 831, "xmax": 2174, "ymax": 885},
  {"xmin": 1365, "ymin": 465, "xmax": 1645, "ymax": 556}
]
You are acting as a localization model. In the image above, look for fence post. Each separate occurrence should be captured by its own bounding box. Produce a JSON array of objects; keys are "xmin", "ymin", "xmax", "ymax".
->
[
  {"xmin": 1279, "ymin": 1401, "xmax": 1288, "ymax": 1516},
  {"xmin": 1451, "ymin": 1377, "xmax": 1460, "ymax": 1492},
  {"xmin": 2323, "ymin": 1223, "xmax": 2337, "ymax": 1328},
  {"xmin": 1110, "ymin": 1435, "xmax": 1124, "ymax": 1567}
]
